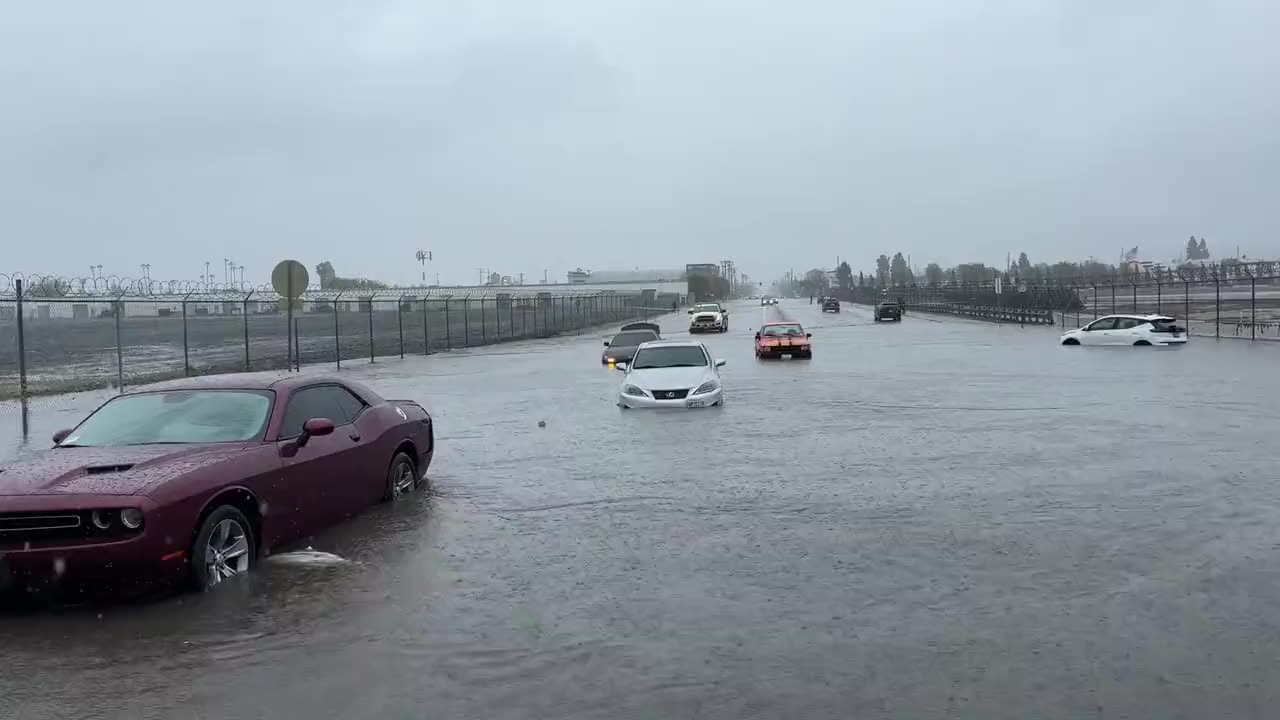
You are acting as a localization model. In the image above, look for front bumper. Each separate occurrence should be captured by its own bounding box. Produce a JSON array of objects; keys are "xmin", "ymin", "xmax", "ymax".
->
[
  {"xmin": 618, "ymin": 387, "xmax": 723, "ymax": 408},
  {"xmin": 1, "ymin": 531, "xmax": 186, "ymax": 599},
  {"xmin": 689, "ymin": 323, "xmax": 723, "ymax": 333}
]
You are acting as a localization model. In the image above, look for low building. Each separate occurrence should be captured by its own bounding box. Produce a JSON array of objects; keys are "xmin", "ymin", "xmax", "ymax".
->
[{"xmin": 567, "ymin": 269, "xmax": 591, "ymax": 284}]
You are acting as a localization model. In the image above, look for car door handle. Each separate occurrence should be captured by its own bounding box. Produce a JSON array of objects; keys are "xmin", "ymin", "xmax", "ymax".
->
[{"xmin": 349, "ymin": 433, "xmax": 361, "ymax": 442}]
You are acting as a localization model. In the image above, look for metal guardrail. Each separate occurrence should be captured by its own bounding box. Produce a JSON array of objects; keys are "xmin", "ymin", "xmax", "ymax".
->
[
  {"xmin": 906, "ymin": 303, "xmax": 1056, "ymax": 326},
  {"xmin": 1, "ymin": 274, "xmax": 679, "ymax": 400}
]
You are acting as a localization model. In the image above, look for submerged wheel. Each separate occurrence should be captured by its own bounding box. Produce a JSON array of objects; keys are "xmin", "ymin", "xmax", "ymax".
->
[
  {"xmin": 190, "ymin": 506, "xmax": 256, "ymax": 591},
  {"xmin": 384, "ymin": 452, "xmax": 418, "ymax": 502},
  {"xmin": 1062, "ymin": 338, "xmax": 1080, "ymax": 345},
  {"xmin": 1134, "ymin": 340, "xmax": 1152, "ymax": 346}
]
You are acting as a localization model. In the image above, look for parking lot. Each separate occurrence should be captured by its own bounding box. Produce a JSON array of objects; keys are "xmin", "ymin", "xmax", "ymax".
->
[{"xmin": 3, "ymin": 300, "xmax": 1280, "ymax": 719}]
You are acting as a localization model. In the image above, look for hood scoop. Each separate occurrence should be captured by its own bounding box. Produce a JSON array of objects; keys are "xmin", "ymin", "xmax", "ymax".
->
[{"xmin": 85, "ymin": 463, "xmax": 135, "ymax": 475}]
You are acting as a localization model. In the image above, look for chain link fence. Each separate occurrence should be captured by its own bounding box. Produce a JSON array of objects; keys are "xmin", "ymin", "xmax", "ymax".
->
[
  {"xmin": 836, "ymin": 261, "xmax": 1280, "ymax": 340},
  {"xmin": 1, "ymin": 276, "xmax": 667, "ymax": 400}
]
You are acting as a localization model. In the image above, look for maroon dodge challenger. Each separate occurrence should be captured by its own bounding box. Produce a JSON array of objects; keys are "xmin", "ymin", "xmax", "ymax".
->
[{"xmin": 0, "ymin": 375, "xmax": 433, "ymax": 597}]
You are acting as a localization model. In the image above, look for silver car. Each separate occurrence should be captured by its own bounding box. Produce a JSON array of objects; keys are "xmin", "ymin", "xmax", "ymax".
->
[{"xmin": 616, "ymin": 339, "xmax": 726, "ymax": 408}]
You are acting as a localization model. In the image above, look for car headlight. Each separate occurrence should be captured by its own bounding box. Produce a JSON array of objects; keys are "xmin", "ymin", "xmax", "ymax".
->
[
  {"xmin": 91, "ymin": 510, "xmax": 113, "ymax": 530},
  {"xmin": 693, "ymin": 380, "xmax": 720, "ymax": 395},
  {"xmin": 623, "ymin": 384, "xmax": 649, "ymax": 397},
  {"xmin": 120, "ymin": 508, "xmax": 144, "ymax": 529}
]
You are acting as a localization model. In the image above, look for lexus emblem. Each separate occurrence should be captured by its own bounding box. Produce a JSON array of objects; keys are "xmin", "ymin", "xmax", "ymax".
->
[{"xmin": 665, "ymin": 392, "xmax": 675, "ymax": 398}]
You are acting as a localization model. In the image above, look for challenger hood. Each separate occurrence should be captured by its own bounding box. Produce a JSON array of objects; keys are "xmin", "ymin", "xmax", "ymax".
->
[{"xmin": 0, "ymin": 444, "xmax": 249, "ymax": 497}]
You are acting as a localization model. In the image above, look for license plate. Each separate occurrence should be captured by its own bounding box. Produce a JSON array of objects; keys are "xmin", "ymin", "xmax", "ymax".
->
[{"xmin": 687, "ymin": 400, "xmax": 706, "ymax": 408}]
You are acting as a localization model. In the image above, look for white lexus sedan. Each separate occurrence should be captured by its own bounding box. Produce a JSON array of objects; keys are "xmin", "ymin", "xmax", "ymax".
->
[
  {"xmin": 1060, "ymin": 314, "xmax": 1188, "ymax": 346},
  {"xmin": 616, "ymin": 339, "xmax": 726, "ymax": 408}
]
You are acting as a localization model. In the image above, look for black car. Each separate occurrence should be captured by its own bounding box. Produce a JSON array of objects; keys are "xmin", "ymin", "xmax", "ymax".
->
[
  {"xmin": 602, "ymin": 323, "xmax": 661, "ymax": 364},
  {"xmin": 873, "ymin": 302, "xmax": 902, "ymax": 322},
  {"xmin": 821, "ymin": 298, "xmax": 840, "ymax": 313}
]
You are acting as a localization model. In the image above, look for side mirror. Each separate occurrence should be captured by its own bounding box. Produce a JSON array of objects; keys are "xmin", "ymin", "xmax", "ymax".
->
[
  {"xmin": 806, "ymin": 333, "xmax": 812, "ymax": 338},
  {"xmin": 687, "ymin": 310, "xmax": 694, "ymax": 314},
  {"xmin": 295, "ymin": 417, "xmax": 336, "ymax": 449},
  {"xmin": 603, "ymin": 339, "xmax": 611, "ymax": 346},
  {"xmin": 615, "ymin": 362, "xmax": 628, "ymax": 372},
  {"xmin": 714, "ymin": 359, "xmax": 726, "ymax": 367},
  {"xmin": 52, "ymin": 428, "xmax": 73, "ymax": 445},
  {"xmin": 754, "ymin": 332, "xmax": 761, "ymax": 340}
]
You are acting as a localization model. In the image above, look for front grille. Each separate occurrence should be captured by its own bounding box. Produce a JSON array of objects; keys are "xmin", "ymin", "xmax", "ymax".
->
[
  {"xmin": 0, "ymin": 511, "xmax": 139, "ymax": 548},
  {"xmin": 652, "ymin": 389, "xmax": 690, "ymax": 399}
]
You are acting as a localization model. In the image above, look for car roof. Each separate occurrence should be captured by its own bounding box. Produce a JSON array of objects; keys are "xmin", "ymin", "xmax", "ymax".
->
[
  {"xmin": 636, "ymin": 338, "xmax": 707, "ymax": 349},
  {"xmin": 1098, "ymin": 314, "xmax": 1175, "ymax": 321},
  {"xmin": 125, "ymin": 373, "xmax": 356, "ymax": 394},
  {"xmin": 761, "ymin": 321, "xmax": 802, "ymax": 326}
]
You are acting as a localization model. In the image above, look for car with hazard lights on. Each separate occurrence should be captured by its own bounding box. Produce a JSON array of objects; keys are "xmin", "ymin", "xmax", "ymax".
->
[
  {"xmin": 754, "ymin": 321, "xmax": 813, "ymax": 359},
  {"xmin": 0, "ymin": 375, "xmax": 433, "ymax": 600},
  {"xmin": 601, "ymin": 322, "xmax": 661, "ymax": 365},
  {"xmin": 688, "ymin": 302, "xmax": 729, "ymax": 333}
]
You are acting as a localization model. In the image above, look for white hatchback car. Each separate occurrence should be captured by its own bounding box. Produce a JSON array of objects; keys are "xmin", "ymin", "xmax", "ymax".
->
[
  {"xmin": 616, "ymin": 339, "xmax": 725, "ymax": 408},
  {"xmin": 1060, "ymin": 314, "xmax": 1188, "ymax": 346}
]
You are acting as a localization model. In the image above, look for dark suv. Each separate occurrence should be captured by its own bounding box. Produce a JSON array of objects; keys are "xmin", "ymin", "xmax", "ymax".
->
[
  {"xmin": 873, "ymin": 302, "xmax": 902, "ymax": 322},
  {"xmin": 821, "ymin": 298, "xmax": 840, "ymax": 313}
]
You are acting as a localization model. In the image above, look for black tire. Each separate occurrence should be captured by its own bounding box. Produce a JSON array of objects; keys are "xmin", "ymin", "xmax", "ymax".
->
[
  {"xmin": 383, "ymin": 451, "xmax": 418, "ymax": 502},
  {"xmin": 1062, "ymin": 338, "xmax": 1080, "ymax": 345},
  {"xmin": 1133, "ymin": 340, "xmax": 1151, "ymax": 346},
  {"xmin": 189, "ymin": 505, "xmax": 257, "ymax": 592}
]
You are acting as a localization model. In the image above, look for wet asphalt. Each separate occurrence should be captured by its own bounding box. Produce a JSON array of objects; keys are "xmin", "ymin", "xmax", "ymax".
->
[{"xmin": 4, "ymin": 299, "xmax": 1280, "ymax": 719}]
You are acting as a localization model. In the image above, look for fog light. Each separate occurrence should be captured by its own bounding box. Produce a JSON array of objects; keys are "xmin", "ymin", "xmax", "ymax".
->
[
  {"xmin": 120, "ymin": 508, "xmax": 144, "ymax": 529},
  {"xmin": 91, "ymin": 510, "xmax": 112, "ymax": 530}
]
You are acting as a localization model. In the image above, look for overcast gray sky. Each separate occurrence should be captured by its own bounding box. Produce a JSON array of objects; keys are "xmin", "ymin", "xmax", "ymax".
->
[{"xmin": 2, "ymin": 0, "xmax": 1277, "ymax": 285}]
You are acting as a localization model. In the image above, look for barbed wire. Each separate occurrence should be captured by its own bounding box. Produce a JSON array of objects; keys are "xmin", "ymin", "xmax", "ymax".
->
[
  {"xmin": 863, "ymin": 260, "xmax": 1280, "ymax": 291},
  {"xmin": 0, "ymin": 272, "xmax": 647, "ymax": 301}
]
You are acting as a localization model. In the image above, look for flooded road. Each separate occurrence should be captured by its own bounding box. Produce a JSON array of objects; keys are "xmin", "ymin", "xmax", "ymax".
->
[{"xmin": 4, "ymin": 300, "xmax": 1280, "ymax": 719}]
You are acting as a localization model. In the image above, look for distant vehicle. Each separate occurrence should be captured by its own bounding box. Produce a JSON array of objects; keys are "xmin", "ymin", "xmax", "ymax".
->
[
  {"xmin": 873, "ymin": 302, "xmax": 902, "ymax": 322},
  {"xmin": 602, "ymin": 323, "xmax": 661, "ymax": 364},
  {"xmin": 821, "ymin": 297, "xmax": 841, "ymax": 313},
  {"xmin": 754, "ymin": 321, "xmax": 812, "ymax": 359},
  {"xmin": 0, "ymin": 375, "xmax": 434, "ymax": 598},
  {"xmin": 616, "ymin": 339, "xmax": 726, "ymax": 408},
  {"xmin": 688, "ymin": 303, "xmax": 729, "ymax": 333},
  {"xmin": 1060, "ymin": 314, "xmax": 1188, "ymax": 346}
]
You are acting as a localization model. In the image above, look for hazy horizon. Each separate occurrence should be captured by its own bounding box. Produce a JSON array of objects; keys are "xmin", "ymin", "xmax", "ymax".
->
[{"xmin": 3, "ymin": 1, "xmax": 1278, "ymax": 286}]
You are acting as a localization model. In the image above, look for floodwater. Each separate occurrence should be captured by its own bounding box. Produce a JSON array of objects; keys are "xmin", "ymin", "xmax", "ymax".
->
[{"xmin": 3, "ymin": 300, "xmax": 1280, "ymax": 719}]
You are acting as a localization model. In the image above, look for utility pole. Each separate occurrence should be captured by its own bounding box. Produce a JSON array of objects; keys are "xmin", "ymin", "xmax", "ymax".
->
[
  {"xmin": 519, "ymin": 272, "xmax": 525, "ymax": 285},
  {"xmin": 415, "ymin": 250, "xmax": 432, "ymax": 284}
]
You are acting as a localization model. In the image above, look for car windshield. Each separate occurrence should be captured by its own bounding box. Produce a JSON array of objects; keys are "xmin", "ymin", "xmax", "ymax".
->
[
  {"xmin": 762, "ymin": 324, "xmax": 804, "ymax": 337},
  {"xmin": 693, "ymin": 304, "xmax": 721, "ymax": 313},
  {"xmin": 61, "ymin": 390, "xmax": 273, "ymax": 447},
  {"xmin": 631, "ymin": 346, "xmax": 708, "ymax": 369},
  {"xmin": 609, "ymin": 331, "xmax": 658, "ymax": 347}
]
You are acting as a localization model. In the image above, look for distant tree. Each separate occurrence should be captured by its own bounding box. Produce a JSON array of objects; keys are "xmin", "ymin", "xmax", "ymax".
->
[
  {"xmin": 1185, "ymin": 236, "xmax": 1200, "ymax": 261},
  {"xmin": 875, "ymin": 254, "xmax": 891, "ymax": 285},
  {"xmin": 1016, "ymin": 252, "xmax": 1032, "ymax": 276},
  {"xmin": 687, "ymin": 272, "xmax": 729, "ymax": 301},
  {"xmin": 890, "ymin": 253, "xmax": 914, "ymax": 285},
  {"xmin": 316, "ymin": 261, "xmax": 336, "ymax": 289},
  {"xmin": 1197, "ymin": 237, "xmax": 1209, "ymax": 259},
  {"xmin": 858, "ymin": 271, "xmax": 866, "ymax": 287},
  {"xmin": 955, "ymin": 263, "xmax": 991, "ymax": 284},
  {"xmin": 315, "ymin": 261, "xmax": 388, "ymax": 291},
  {"xmin": 924, "ymin": 263, "xmax": 944, "ymax": 284},
  {"xmin": 836, "ymin": 261, "xmax": 854, "ymax": 290}
]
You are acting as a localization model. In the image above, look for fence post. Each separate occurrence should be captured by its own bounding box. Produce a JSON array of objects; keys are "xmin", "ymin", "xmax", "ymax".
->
[
  {"xmin": 444, "ymin": 299, "xmax": 452, "ymax": 349},
  {"xmin": 422, "ymin": 297, "xmax": 429, "ymax": 355},
  {"xmin": 367, "ymin": 296, "xmax": 375, "ymax": 362},
  {"xmin": 397, "ymin": 293, "xmax": 406, "ymax": 359},
  {"xmin": 480, "ymin": 297, "xmax": 487, "ymax": 344},
  {"xmin": 181, "ymin": 291, "xmax": 191, "ymax": 376},
  {"xmin": 294, "ymin": 317, "xmax": 301, "ymax": 370},
  {"xmin": 1214, "ymin": 270, "xmax": 1221, "ymax": 339},
  {"xmin": 1108, "ymin": 281, "xmax": 1116, "ymax": 314},
  {"xmin": 243, "ymin": 289, "xmax": 255, "ymax": 371},
  {"xmin": 114, "ymin": 294, "xmax": 124, "ymax": 391},
  {"xmin": 464, "ymin": 298, "xmax": 471, "ymax": 347},
  {"xmin": 1247, "ymin": 267, "xmax": 1257, "ymax": 341},
  {"xmin": 1155, "ymin": 277, "xmax": 1162, "ymax": 315},
  {"xmin": 334, "ymin": 291, "xmax": 344, "ymax": 370},
  {"xmin": 15, "ymin": 279, "xmax": 27, "ymax": 400}
]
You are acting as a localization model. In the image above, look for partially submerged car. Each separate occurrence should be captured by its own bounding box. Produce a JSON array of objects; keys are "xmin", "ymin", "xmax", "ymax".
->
[
  {"xmin": 688, "ymin": 303, "xmax": 729, "ymax": 333},
  {"xmin": 602, "ymin": 322, "xmax": 661, "ymax": 365},
  {"xmin": 821, "ymin": 297, "xmax": 841, "ymax": 313},
  {"xmin": 754, "ymin": 322, "xmax": 812, "ymax": 359},
  {"xmin": 616, "ymin": 339, "xmax": 726, "ymax": 408},
  {"xmin": 1060, "ymin": 314, "xmax": 1188, "ymax": 346},
  {"xmin": 0, "ymin": 375, "xmax": 434, "ymax": 599},
  {"xmin": 873, "ymin": 302, "xmax": 902, "ymax": 322}
]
